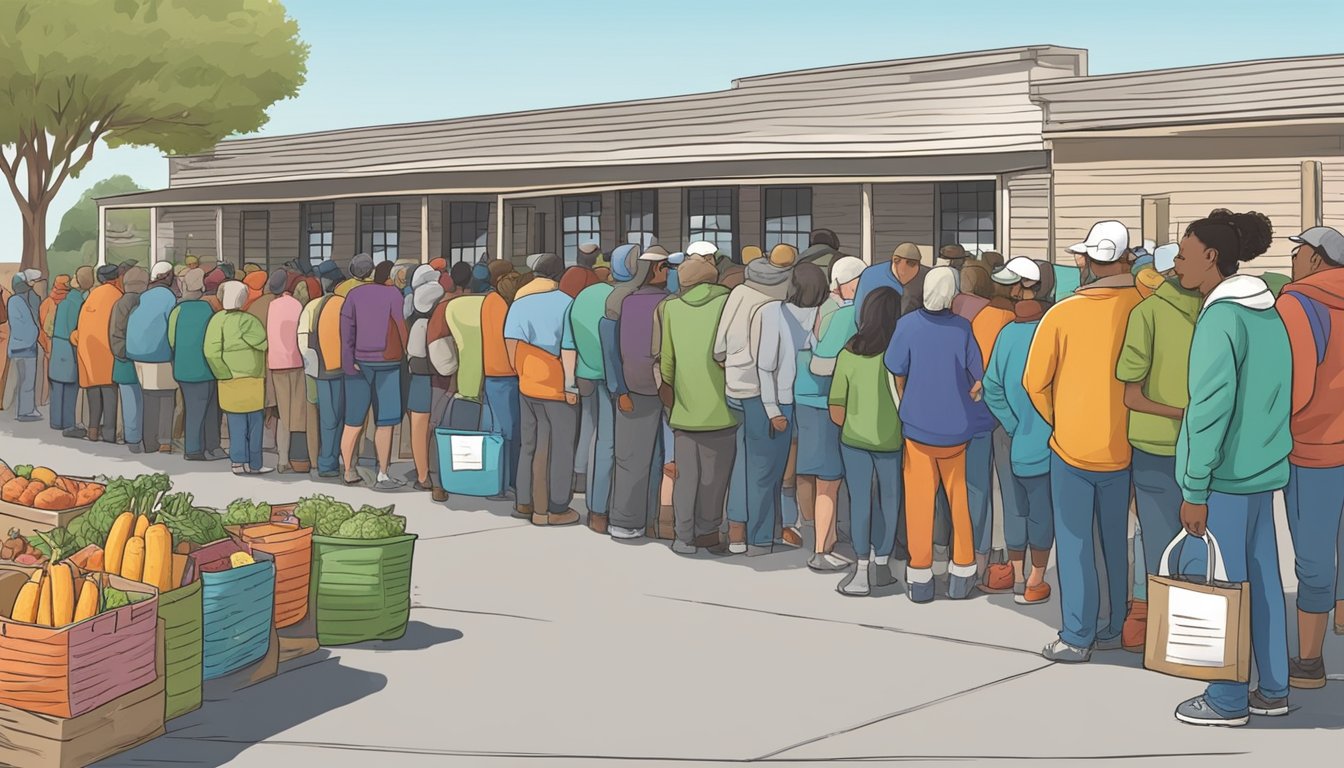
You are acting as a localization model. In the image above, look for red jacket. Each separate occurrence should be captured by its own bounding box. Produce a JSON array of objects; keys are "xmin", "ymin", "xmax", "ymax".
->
[{"xmin": 1277, "ymin": 268, "xmax": 1344, "ymax": 468}]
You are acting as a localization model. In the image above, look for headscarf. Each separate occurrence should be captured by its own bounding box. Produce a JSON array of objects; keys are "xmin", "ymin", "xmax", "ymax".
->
[
  {"xmin": 48, "ymin": 275, "xmax": 72, "ymax": 305},
  {"xmin": 470, "ymin": 262, "xmax": 492, "ymax": 293},
  {"xmin": 218, "ymin": 280, "xmax": 249, "ymax": 312},
  {"xmin": 404, "ymin": 265, "xmax": 440, "ymax": 318},
  {"xmin": 179, "ymin": 268, "xmax": 206, "ymax": 301},
  {"xmin": 676, "ymin": 256, "xmax": 718, "ymax": 290},
  {"xmin": 242, "ymin": 270, "xmax": 267, "ymax": 307},
  {"xmin": 150, "ymin": 261, "xmax": 175, "ymax": 288},
  {"xmin": 923, "ymin": 266, "xmax": 959, "ymax": 312},
  {"xmin": 11, "ymin": 273, "xmax": 42, "ymax": 324},
  {"xmin": 267, "ymin": 268, "xmax": 289, "ymax": 296},
  {"xmin": 242, "ymin": 263, "xmax": 263, "ymax": 275},
  {"xmin": 605, "ymin": 245, "xmax": 649, "ymax": 320},
  {"xmin": 121, "ymin": 266, "xmax": 149, "ymax": 295}
]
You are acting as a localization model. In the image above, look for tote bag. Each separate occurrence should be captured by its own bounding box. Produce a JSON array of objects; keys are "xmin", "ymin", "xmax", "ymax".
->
[{"xmin": 1144, "ymin": 530, "xmax": 1251, "ymax": 683}]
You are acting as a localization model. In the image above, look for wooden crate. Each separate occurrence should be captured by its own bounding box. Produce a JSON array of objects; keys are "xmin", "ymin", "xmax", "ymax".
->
[{"xmin": 0, "ymin": 501, "xmax": 91, "ymax": 541}]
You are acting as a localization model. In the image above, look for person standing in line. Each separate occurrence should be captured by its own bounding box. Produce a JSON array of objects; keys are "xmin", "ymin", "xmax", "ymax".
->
[
  {"xmin": 126, "ymin": 263, "xmax": 179, "ymax": 453},
  {"xmin": 340, "ymin": 261, "xmax": 410, "ymax": 491},
  {"xmin": 505, "ymin": 254, "xmax": 580, "ymax": 526},
  {"xmin": 598, "ymin": 244, "xmax": 641, "ymax": 536},
  {"xmin": 430, "ymin": 264, "xmax": 488, "ymax": 484},
  {"xmin": 799, "ymin": 256, "xmax": 864, "ymax": 571},
  {"xmin": 263, "ymin": 269, "xmax": 308, "ymax": 473},
  {"xmin": 300, "ymin": 260, "xmax": 348, "ymax": 477},
  {"xmin": 420, "ymin": 265, "xmax": 467, "ymax": 500},
  {"xmin": 169, "ymin": 269, "xmax": 223, "ymax": 461},
  {"xmin": 659, "ymin": 254, "xmax": 737, "ymax": 554},
  {"xmin": 856, "ymin": 242, "xmax": 927, "ymax": 319},
  {"xmin": 481, "ymin": 260, "xmax": 523, "ymax": 498},
  {"xmin": 714, "ymin": 244, "xmax": 796, "ymax": 554},
  {"xmin": 952, "ymin": 262, "xmax": 992, "ymax": 321},
  {"xmin": 830, "ymin": 286, "xmax": 903, "ymax": 596},
  {"xmin": 6, "ymin": 270, "xmax": 45, "ymax": 422},
  {"xmin": 203, "ymin": 280, "xmax": 271, "ymax": 475},
  {"xmin": 558, "ymin": 260, "xmax": 604, "ymax": 498},
  {"xmin": 564, "ymin": 250, "xmax": 617, "ymax": 532},
  {"xmin": 981, "ymin": 263, "xmax": 1056, "ymax": 603},
  {"xmin": 50, "ymin": 267, "xmax": 92, "ymax": 436},
  {"xmin": 37, "ymin": 273, "xmax": 66, "ymax": 411},
  {"xmin": 405, "ymin": 265, "xmax": 446, "ymax": 492},
  {"xmin": 1276, "ymin": 225, "xmax": 1344, "ymax": 691},
  {"xmin": 1025, "ymin": 220, "xmax": 1142, "ymax": 662},
  {"xmin": 560, "ymin": 242, "xmax": 603, "ymax": 299},
  {"xmin": 108, "ymin": 266, "xmax": 147, "ymax": 452},
  {"xmin": 939, "ymin": 244, "xmax": 972, "ymax": 271},
  {"xmin": 886, "ymin": 267, "xmax": 984, "ymax": 603},
  {"xmin": 1169, "ymin": 209, "xmax": 1291, "ymax": 726}
]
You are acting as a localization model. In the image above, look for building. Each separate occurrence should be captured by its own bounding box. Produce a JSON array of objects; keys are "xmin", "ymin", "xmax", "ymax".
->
[{"xmin": 96, "ymin": 46, "xmax": 1344, "ymax": 275}]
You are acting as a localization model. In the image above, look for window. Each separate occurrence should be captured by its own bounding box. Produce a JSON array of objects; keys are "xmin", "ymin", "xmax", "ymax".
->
[
  {"xmin": 687, "ymin": 188, "xmax": 736, "ymax": 259},
  {"xmin": 937, "ymin": 181, "xmax": 995, "ymax": 258},
  {"xmin": 561, "ymin": 195, "xmax": 601, "ymax": 264},
  {"xmin": 763, "ymin": 187, "xmax": 812, "ymax": 251},
  {"xmin": 620, "ymin": 189, "xmax": 658, "ymax": 247},
  {"xmin": 301, "ymin": 202, "xmax": 334, "ymax": 267},
  {"xmin": 359, "ymin": 203, "xmax": 400, "ymax": 263},
  {"xmin": 240, "ymin": 211, "xmax": 269, "ymax": 268},
  {"xmin": 446, "ymin": 201, "xmax": 491, "ymax": 264}
]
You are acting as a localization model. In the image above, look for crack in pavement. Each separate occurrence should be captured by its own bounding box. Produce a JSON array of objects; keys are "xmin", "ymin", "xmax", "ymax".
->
[
  {"xmin": 416, "ymin": 523, "xmax": 532, "ymax": 542},
  {"xmin": 409, "ymin": 604, "xmax": 552, "ymax": 623}
]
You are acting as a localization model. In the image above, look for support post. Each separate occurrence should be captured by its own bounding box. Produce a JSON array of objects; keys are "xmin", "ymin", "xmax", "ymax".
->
[
  {"xmin": 214, "ymin": 206, "xmax": 224, "ymax": 264},
  {"xmin": 148, "ymin": 207, "xmax": 159, "ymax": 263},
  {"xmin": 97, "ymin": 206, "xmax": 107, "ymax": 266},
  {"xmin": 420, "ymin": 195, "xmax": 430, "ymax": 263},
  {"xmin": 861, "ymin": 183, "xmax": 874, "ymax": 264},
  {"xmin": 495, "ymin": 195, "xmax": 506, "ymax": 260}
]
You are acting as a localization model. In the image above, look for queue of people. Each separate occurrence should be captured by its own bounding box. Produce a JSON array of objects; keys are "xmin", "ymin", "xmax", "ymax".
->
[{"xmin": 5, "ymin": 211, "xmax": 1344, "ymax": 728}]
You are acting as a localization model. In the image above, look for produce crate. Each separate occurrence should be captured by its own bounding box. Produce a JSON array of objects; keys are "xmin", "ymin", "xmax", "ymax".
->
[
  {"xmin": 157, "ymin": 579, "xmax": 203, "ymax": 722},
  {"xmin": 310, "ymin": 533, "xmax": 417, "ymax": 646},
  {"xmin": 0, "ymin": 568, "xmax": 158, "ymax": 719},
  {"xmin": 0, "ymin": 500, "xmax": 93, "ymax": 541},
  {"xmin": 0, "ymin": 618, "xmax": 166, "ymax": 768},
  {"xmin": 191, "ymin": 542, "xmax": 276, "ymax": 681},
  {"xmin": 226, "ymin": 514, "xmax": 312, "ymax": 630},
  {"xmin": 201, "ymin": 627, "xmax": 278, "ymax": 702}
]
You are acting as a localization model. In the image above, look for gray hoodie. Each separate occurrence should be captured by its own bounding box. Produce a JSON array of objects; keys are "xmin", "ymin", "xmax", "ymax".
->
[{"xmin": 714, "ymin": 261, "xmax": 794, "ymax": 400}]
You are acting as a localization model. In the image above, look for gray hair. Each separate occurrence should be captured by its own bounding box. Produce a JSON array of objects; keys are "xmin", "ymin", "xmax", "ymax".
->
[{"xmin": 923, "ymin": 266, "xmax": 960, "ymax": 312}]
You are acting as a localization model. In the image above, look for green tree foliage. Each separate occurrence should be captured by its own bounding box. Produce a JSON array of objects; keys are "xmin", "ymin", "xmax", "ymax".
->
[
  {"xmin": 45, "ymin": 175, "xmax": 145, "ymax": 276},
  {"xmin": 0, "ymin": 0, "xmax": 308, "ymax": 270}
]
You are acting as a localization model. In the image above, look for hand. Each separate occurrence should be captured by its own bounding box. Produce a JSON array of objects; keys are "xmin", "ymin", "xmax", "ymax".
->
[
  {"xmin": 618, "ymin": 394, "xmax": 634, "ymax": 413},
  {"xmin": 1180, "ymin": 501, "xmax": 1208, "ymax": 537},
  {"xmin": 969, "ymin": 381, "xmax": 983, "ymax": 402},
  {"xmin": 564, "ymin": 392, "xmax": 578, "ymax": 406},
  {"xmin": 770, "ymin": 416, "xmax": 789, "ymax": 433}
]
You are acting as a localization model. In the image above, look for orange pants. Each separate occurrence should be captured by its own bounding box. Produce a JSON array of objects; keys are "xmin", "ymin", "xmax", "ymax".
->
[{"xmin": 903, "ymin": 439, "xmax": 975, "ymax": 570}]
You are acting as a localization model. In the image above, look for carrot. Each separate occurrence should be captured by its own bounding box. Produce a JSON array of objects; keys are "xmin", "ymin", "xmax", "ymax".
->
[
  {"xmin": 33, "ymin": 487, "xmax": 76, "ymax": 511},
  {"xmin": 17, "ymin": 481, "xmax": 45, "ymax": 507},
  {"xmin": 75, "ymin": 486, "xmax": 103, "ymax": 507},
  {"xmin": 55, "ymin": 477, "xmax": 79, "ymax": 496}
]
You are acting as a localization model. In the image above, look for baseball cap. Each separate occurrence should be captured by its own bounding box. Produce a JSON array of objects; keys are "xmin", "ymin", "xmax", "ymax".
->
[
  {"xmin": 1067, "ymin": 220, "xmax": 1130, "ymax": 263},
  {"xmin": 578, "ymin": 242, "xmax": 600, "ymax": 256},
  {"xmin": 20, "ymin": 268, "xmax": 45, "ymax": 285},
  {"xmin": 829, "ymin": 256, "xmax": 866, "ymax": 290},
  {"xmin": 150, "ymin": 261, "xmax": 174, "ymax": 281},
  {"xmin": 638, "ymin": 245, "xmax": 670, "ymax": 262},
  {"xmin": 686, "ymin": 241, "xmax": 718, "ymax": 258},
  {"xmin": 1153, "ymin": 243, "xmax": 1179, "ymax": 273},
  {"xmin": 892, "ymin": 242, "xmax": 922, "ymax": 263},
  {"xmin": 990, "ymin": 257, "xmax": 1042, "ymax": 285},
  {"xmin": 1289, "ymin": 226, "xmax": 1344, "ymax": 266},
  {"xmin": 667, "ymin": 251, "xmax": 686, "ymax": 267}
]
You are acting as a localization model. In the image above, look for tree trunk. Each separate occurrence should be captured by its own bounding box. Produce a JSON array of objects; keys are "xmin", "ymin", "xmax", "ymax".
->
[{"xmin": 20, "ymin": 197, "xmax": 48, "ymax": 272}]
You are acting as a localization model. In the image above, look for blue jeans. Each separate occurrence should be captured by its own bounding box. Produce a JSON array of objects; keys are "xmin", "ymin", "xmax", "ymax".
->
[
  {"xmin": 1284, "ymin": 464, "xmax": 1344, "ymax": 614},
  {"xmin": 1132, "ymin": 523, "xmax": 1147, "ymax": 602},
  {"xmin": 730, "ymin": 397, "xmax": 794, "ymax": 547},
  {"xmin": 967, "ymin": 431, "xmax": 994, "ymax": 555},
  {"xmin": 315, "ymin": 378, "xmax": 345, "ymax": 474},
  {"xmin": 49, "ymin": 380, "xmax": 78, "ymax": 430},
  {"xmin": 1050, "ymin": 452, "xmax": 1130, "ymax": 649},
  {"xmin": 226, "ymin": 410, "xmax": 264, "ymax": 471},
  {"xmin": 180, "ymin": 380, "xmax": 221, "ymax": 457},
  {"xmin": 1178, "ymin": 491, "xmax": 1289, "ymax": 715},
  {"xmin": 119, "ymin": 382, "xmax": 143, "ymax": 445},
  {"xmin": 1132, "ymin": 448, "xmax": 1183, "ymax": 595},
  {"xmin": 1003, "ymin": 472, "xmax": 1053, "ymax": 554},
  {"xmin": 581, "ymin": 381, "xmax": 615, "ymax": 516},
  {"xmin": 840, "ymin": 444, "xmax": 902, "ymax": 560},
  {"xmin": 483, "ymin": 376, "xmax": 521, "ymax": 492}
]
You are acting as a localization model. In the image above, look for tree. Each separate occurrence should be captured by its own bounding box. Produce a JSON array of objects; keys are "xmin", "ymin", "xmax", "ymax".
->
[
  {"xmin": 0, "ymin": 0, "xmax": 308, "ymax": 270},
  {"xmin": 49, "ymin": 175, "xmax": 145, "ymax": 253}
]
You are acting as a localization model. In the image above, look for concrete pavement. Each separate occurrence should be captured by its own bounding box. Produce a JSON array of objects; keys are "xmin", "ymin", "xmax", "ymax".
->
[{"xmin": 0, "ymin": 420, "xmax": 1337, "ymax": 766}]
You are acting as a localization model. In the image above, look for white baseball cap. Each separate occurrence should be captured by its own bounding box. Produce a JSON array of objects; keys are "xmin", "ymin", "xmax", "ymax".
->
[
  {"xmin": 990, "ymin": 256, "xmax": 1042, "ymax": 285},
  {"xmin": 638, "ymin": 245, "xmax": 670, "ymax": 263},
  {"xmin": 1067, "ymin": 220, "xmax": 1130, "ymax": 263},
  {"xmin": 150, "ymin": 261, "xmax": 175, "ymax": 281},
  {"xmin": 1153, "ymin": 243, "xmax": 1179, "ymax": 273},
  {"xmin": 828, "ymin": 256, "xmax": 866, "ymax": 290},
  {"xmin": 685, "ymin": 241, "xmax": 718, "ymax": 258}
]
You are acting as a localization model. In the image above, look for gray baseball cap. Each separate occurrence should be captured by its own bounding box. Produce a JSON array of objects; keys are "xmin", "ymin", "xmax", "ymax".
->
[{"xmin": 1289, "ymin": 227, "xmax": 1344, "ymax": 266}]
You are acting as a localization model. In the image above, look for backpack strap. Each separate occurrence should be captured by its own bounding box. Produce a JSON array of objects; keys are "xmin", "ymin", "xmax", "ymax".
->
[{"xmin": 1283, "ymin": 290, "xmax": 1331, "ymax": 367}]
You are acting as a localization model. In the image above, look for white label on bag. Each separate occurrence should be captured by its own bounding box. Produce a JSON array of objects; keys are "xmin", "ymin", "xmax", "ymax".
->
[
  {"xmin": 1165, "ymin": 587, "xmax": 1229, "ymax": 667},
  {"xmin": 450, "ymin": 435, "xmax": 485, "ymax": 472}
]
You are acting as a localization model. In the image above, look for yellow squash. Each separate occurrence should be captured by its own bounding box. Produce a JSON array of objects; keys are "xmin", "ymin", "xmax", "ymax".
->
[
  {"xmin": 121, "ymin": 537, "xmax": 146, "ymax": 582},
  {"xmin": 10, "ymin": 581, "xmax": 39, "ymax": 623},
  {"xmin": 142, "ymin": 523, "xmax": 173, "ymax": 592},
  {"xmin": 49, "ymin": 562, "xmax": 75, "ymax": 626},
  {"xmin": 133, "ymin": 514, "xmax": 150, "ymax": 539},
  {"xmin": 73, "ymin": 578, "xmax": 99, "ymax": 622},
  {"xmin": 36, "ymin": 568, "xmax": 53, "ymax": 627},
  {"xmin": 104, "ymin": 511, "xmax": 135, "ymax": 574}
]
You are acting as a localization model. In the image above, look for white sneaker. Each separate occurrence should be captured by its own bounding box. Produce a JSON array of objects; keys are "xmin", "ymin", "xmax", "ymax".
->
[{"xmin": 610, "ymin": 525, "xmax": 644, "ymax": 540}]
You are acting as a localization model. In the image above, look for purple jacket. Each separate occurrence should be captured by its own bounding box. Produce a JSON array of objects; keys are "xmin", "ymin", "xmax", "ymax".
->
[
  {"xmin": 339, "ymin": 283, "xmax": 408, "ymax": 376},
  {"xmin": 619, "ymin": 287, "xmax": 666, "ymax": 397}
]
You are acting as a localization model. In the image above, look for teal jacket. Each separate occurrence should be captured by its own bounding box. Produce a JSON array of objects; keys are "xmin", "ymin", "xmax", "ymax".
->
[
  {"xmin": 168, "ymin": 300, "xmax": 216, "ymax": 384},
  {"xmin": 1177, "ymin": 275, "xmax": 1292, "ymax": 504},
  {"xmin": 981, "ymin": 306, "xmax": 1050, "ymax": 477}
]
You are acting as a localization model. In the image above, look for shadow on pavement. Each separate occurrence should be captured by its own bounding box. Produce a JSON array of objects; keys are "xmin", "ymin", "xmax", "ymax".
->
[{"xmin": 343, "ymin": 620, "xmax": 464, "ymax": 652}]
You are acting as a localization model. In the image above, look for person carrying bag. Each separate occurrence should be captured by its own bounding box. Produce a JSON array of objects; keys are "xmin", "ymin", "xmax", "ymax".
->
[{"xmin": 1145, "ymin": 530, "xmax": 1250, "ymax": 685}]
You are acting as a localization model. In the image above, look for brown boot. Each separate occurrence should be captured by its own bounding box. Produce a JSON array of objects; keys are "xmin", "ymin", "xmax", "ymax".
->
[
  {"xmin": 513, "ymin": 503, "xmax": 534, "ymax": 520},
  {"xmin": 587, "ymin": 513, "xmax": 609, "ymax": 535},
  {"xmin": 432, "ymin": 486, "xmax": 449, "ymax": 503},
  {"xmin": 535, "ymin": 508, "xmax": 580, "ymax": 527},
  {"xmin": 656, "ymin": 505, "xmax": 676, "ymax": 540},
  {"xmin": 1122, "ymin": 599, "xmax": 1148, "ymax": 652},
  {"xmin": 290, "ymin": 459, "xmax": 311, "ymax": 472}
]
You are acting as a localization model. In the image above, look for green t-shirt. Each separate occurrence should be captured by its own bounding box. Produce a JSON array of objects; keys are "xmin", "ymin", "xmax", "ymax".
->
[
  {"xmin": 828, "ymin": 349, "xmax": 903, "ymax": 453},
  {"xmin": 1115, "ymin": 281, "xmax": 1202, "ymax": 456}
]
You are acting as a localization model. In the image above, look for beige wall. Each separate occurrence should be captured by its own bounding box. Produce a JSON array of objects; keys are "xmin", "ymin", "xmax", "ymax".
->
[{"xmin": 1005, "ymin": 169, "xmax": 1050, "ymax": 261}]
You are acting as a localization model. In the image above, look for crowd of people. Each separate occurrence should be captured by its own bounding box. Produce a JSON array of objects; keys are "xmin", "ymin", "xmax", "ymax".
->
[{"xmin": 3, "ymin": 209, "xmax": 1344, "ymax": 728}]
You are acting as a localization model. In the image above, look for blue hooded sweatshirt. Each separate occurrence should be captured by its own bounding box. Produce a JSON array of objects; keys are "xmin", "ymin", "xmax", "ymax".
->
[
  {"xmin": 6, "ymin": 276, "xmax": 41, "ymax": 358},
  {"xmin": 126, "ymin": 284, "xmax": 178, "ymax": 363},
  {"xmin": 981, "ymin": 302, "xmax": 1050, "ymax": 477},
  {"xmin": 50, "ymin": 287, "xmax": 86, "ymax": 383}
]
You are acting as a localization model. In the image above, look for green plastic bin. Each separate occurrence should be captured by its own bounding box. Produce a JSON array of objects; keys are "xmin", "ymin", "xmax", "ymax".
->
[
  {"xmin": 158, "ymin": 579, "xmax": 204, "ymax": 721},
  {"xmin": 309, "ymin": 533, "xmax": 416, "ymax": 645}
]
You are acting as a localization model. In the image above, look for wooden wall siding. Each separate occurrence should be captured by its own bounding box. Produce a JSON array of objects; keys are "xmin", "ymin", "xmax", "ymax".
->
[
  {"xmin": 811, "ymin": 184, "xmax": 863, "ymax": 254},
  {"xmin": 600, "ymin": 192, "xmax": 618, "ymax": 252},
  {"xmin": 657, "ymin": 188, "xmax": 683, "ymax": 249},
  {"xmin": 166, "ymin": 47, "xmax": 1083, "ymax": 188},
  {"xmin": 1323, "ymin": 162, "xmax": 1344, "ymax": 233},
  {"xmin": 872, "ymin": 183, "xmax": 935, "ymax": 265},
  {"xmin": 220, "ymin": 208, "xmax": 240, "ymax": 265},
  {"xmin": 1035, "ymin": 54, "xmax": 1344, "ymax": 133},
  {"xmin": 156, "ymin": 207, "xmax": 218, "ymax": 262},
  {"xmin": 738, "ymin": 186, "xmax": 761, "ymax": 253},
  {"xmin": 1005, "ymin": 170, "xmax": 1051, "ymax": 260}
]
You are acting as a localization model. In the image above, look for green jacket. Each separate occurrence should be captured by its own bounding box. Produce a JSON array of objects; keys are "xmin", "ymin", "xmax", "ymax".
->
[
  {"xmin": 659, "ymin": 283, "xmax": 737, "ymax": 432},
  {"xmin": 168, "ymin": 300, "xmax": 217, "ymax": 384},
  {"xmin": 203, "ymin": 310, "xmax": 268, "ymax": 381},
  {"xmin": 1116, "ymin": 279, "xmax": 1202, "ymax": 456},
  {"xmin": 1177, "ymin": 276, "xmax": 1292, "ymax": 504}
]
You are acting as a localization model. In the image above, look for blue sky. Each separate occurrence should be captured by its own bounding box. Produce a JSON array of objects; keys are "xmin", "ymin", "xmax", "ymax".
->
[{"xmin": 5, "ymin": 0, "xmax": 1343, "ymax": 259}]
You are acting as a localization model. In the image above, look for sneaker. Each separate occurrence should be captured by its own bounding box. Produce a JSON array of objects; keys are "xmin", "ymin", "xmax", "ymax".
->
[
  {"xmin": 948, "ymin": 572, "xmax": 978, "ymax": 600},
  {"xmin": 317, "ymin": 470, "xmax": 341, "ymax": 478},
  {"xmin": 1289, "ymin": 657, "xmax": 1326, "ymax": 690},
  {"xmin": 838, "ymin": 566, "xmax": 870, "ymax": 597},
  {"xmin": 871, "ymin": 561, "xmax": 897, "ymax": 588},
  {"xmin": 907, "ymin": 579, "xmax": 935, "ymax": 604},
  {"xmin": 61, "ymin": 428, "xmax": 87, "ymax": 439},
  {"xmin": 1042, "ymin": 639, "xmax": 1091, "ymax": 663},
  {"xmin": 727, "ymin": 542, "xmax": 747, "ymax": 555},
  {"xmin": 746, "ymin": 544, "xmax": 774, "ymax": 557},
  {"xmin": 978, "ymin": 563, "xmax": 1015, "ymax": 594},
  {"xmin": 780, "ymin": 527, "xmax": 804, "ymax": 548},
  {"xmin": 1248, "ymin": 689, "xmax": 1289, "ymax": 716},
  {"xmin": 128, "ymin": 444, "xmax": 144, "ymax": 454},
  {"xmin": 1122, "ymin": 600, "xmax": 1148, "ymax": 653},
  {"xmin": 671, "ymin": 540, "xmax": 697, "ymax": 556},
  {"xmin": 373, "ymin": 477, "xmax": 404, "ymax": 491},
  {"xmin": 246, "ymin": 466, "xmax": 275, "ymax": 475},
  {"xmin": 1094, "ymin": 635, "xmax": 1124, "ymax": 652},
  {"xmin": 16, "ymin": 413, "xmax": 42, "ymax": 423},
  {"xmin": 1015, "ymin": 582, "xmax": 1051, "ymax": 605},
  {"xmin": 808, "ymin": 552, "xmax": 852, "ymax": 572},
  {"xmin": 1174, "ymin": 695, "xmax": 1248, "ymax": 727},
  {"xmin": 610, "ymin": 525, "xmax": 644, "ymax": 540},
  {"xmin": 205, "ymin": 449, "xmax": 229, "ymax": 461}
]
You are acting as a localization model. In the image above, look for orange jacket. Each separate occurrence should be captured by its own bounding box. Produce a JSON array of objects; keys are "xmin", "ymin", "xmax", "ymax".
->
[
  {"xmin": 71, "ymin": 282, "xmax": 123, "ymax": 387},
  {"xmin": 481, "ymin": 291, "xmax": 515, "ymax": 377},
  {"xmin": 1277, "ymin": 269, "xmax": 1344, "ymax": 468}
]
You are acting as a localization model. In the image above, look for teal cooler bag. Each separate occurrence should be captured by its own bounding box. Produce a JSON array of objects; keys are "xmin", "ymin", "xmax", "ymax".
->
[
  {"xmin": 199, "ymin": 548, "xmax": 276, "ymax": 680},
  {"xmin": 435, "ymin": 427, "xmax": 504, "ymax": 497}
]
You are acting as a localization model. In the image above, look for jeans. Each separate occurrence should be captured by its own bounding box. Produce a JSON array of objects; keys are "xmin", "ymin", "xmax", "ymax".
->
[
  {"xmin": 226, "ymin": 410, "xmax": 264, "ymax": 471},
  {"xmin": 1284, "ymin": 464, "xmax": 1344, "ymax": 614},
  {"xmin": 483, "ymin": 376, "xmax": 521, "ymax": 492},
  {"xmin": 1132, "ymin": 523, "xmax": 1147, "ymax": 602},
  {"xmin": 11, "ymin": 356, "xmax": 37, "ymax": 417},
  {"xmin": 841, "ymin": 444, "xmax": 902, "ymax": 560},
  {"xmin": 672, "ymin": 427, "xmax": 737, "ymax": 544},
  {"xmin": 141, "ymin": 389, "xmax": 175, "ymax": 451},
  {"xmin": 575, "ymin": 381, "xmax": 597, "ymax": 477},
  {"xmin": 581, "ymin": 381, "xmax": 615, "ymax": 516},
  {"xmin": 1132, "ymin": 448, "xmax": 1184, "ymax": 596},
  {"xmin": 732, "ymin": 397, "xmax": 794, "ymax": 548},
  {"xmin": 611, "ymin": 392, "xmax": 664, "ymax": 531},
  {"xmin": 49, "ymin": 380, "xmax": 78, "ymax": 430},
  {"xmin": 517, "ymin": 395, "xmax": 579, "ymax": 515},
  {"xmin": 85, "ymin": 385, "xmax": 117, "ymax": 441},
  {"xmin": 1180, "ymin": 491, "xmax": 1289, "ymax": 716},
  {"xmin": 315, "ymin": 378, "xmax": 345, "ymax": 474},
  {"xmin": 119, "ymin": 383, "xmax": 143, "ymax": 445},
  {"xmin": 967, "ymin": 431, "xmax": 995, "ymax": 555},
  {"xmin": 1050, "ymin": 452, "xmax": 1130, "ymax": 649},
  {"xmin": 1002, "ymin": 471, "xmax": 1054, "ymax": 555},
  {"xmin": 180, "ymin": 381, "xmax": 221, "ymax": 457}
]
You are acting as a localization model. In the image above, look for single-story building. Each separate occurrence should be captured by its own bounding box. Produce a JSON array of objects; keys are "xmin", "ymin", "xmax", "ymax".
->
[{"xmin": 96, "ymin": 45, "xmax": 1344, "ymax": 276}]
